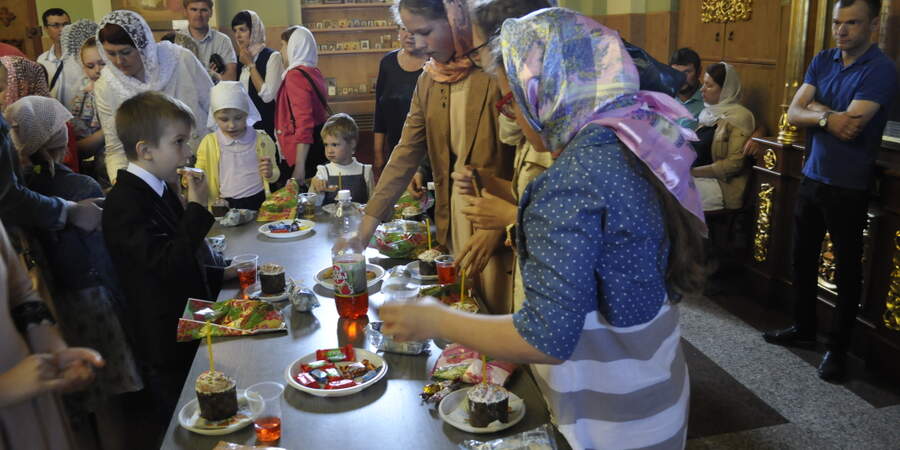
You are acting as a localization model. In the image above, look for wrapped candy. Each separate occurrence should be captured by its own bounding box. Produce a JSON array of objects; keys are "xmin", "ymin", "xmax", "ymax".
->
[
  {"xmin": 309, "ymin": 369, "xmax": 328, "ymax": 385},
  {"xmin": 301, "ymin": 360, "xmax": 329, "ymax": 372},
  {"xmin": 340, "ymin": 362, "xmax": 368, "ymax": 379},
  {"xmin": 294, "ymin": 372, "xmax": 319, "ymax": 388},
  {"xmin": 420, "ymin": 379, "xmax": 461, "ymax": 404},
  {"xmin": 431, "ymin": 343, "xmax": 518, "ymax": 386},
  {"xmin": 323, "ymin": 367, "xmax": 342, "ymax": 381},
  {"xmin": 315, "ymin": 345, "xmax": 355, "ymax": 362},
  {"xmin": 325, "ymin": 379, "xmax": 357, "ymax": 390}
]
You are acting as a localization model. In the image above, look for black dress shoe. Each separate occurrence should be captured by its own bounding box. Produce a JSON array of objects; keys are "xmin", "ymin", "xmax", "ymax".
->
[
  {"xmin": 762, "ymin": 326, "xmax": 816, "ymax": 347},
  {"xmin": 818, "ymin": 350, "xmax": 847, "ymax": 382}
]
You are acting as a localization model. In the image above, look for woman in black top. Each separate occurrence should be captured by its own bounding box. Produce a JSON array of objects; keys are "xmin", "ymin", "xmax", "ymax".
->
[
  {"xmin": 232, "ymin": 10, "xmax": 284, "ymax": 141},
  {"xmin": 372, "ymin": 26, "xmax": 426, "ymax": 172}
]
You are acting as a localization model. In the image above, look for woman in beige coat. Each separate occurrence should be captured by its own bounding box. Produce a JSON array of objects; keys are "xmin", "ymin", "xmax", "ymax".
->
[
  {"xmin": 691, "ymin": 62, "xmax": 755, "ymax": 211},
  {"xmin": 347, "ymin": 0, "xmax": 515, "ymax": 313}
]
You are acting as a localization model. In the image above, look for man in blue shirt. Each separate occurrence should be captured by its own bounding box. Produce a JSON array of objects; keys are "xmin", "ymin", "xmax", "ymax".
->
[
  {"xmin": 670, "ymin": 47, "xmax": 704, "ymax": 129},
  {"xmin": 764, "ymin": 0, "xmax": 898, "ymax": 382}
]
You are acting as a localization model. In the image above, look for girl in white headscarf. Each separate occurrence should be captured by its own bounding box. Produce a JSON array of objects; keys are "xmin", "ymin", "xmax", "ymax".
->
[
  {"xmin": 232, "ymin": 10, "xmax": 284, "ymax": 140},
  {"xmin": 93, "ymin": 10, "xmax": 213, "ymax": 184},
  {"xmin": 692, "ymin": 62, "xmax": 755, "ymax": 211},
  {"xmin": 195, "ymin": 81, "xmax": 279, "ymax": 211},
  {"xmin": 274, "ymin": 26, "xmax": 328, "ymax": 186}
]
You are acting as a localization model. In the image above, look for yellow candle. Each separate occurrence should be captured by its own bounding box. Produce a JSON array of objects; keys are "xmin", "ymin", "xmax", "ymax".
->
[
  {"xmin": 425, "ymin": 218, "xmax": 432, "ymax": 250},
  {"xmin": 205, "ymin": 323, "xmax": 215, "ymax": 372},
  {"xmin": 460, "ymin": 268, "xmax": 466, "ymax": 301},
  {"xmin": 481, "ymin": 354, "xmax": 488, "ymax": 384}
]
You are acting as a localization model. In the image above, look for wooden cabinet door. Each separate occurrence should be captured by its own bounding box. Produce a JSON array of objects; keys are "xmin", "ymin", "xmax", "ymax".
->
[
  {"xmin": 723, "ymin": 0, "xmax": 783, "ymax": 65},
  {"xmin": 676, "ymin": 0, "xmax": 725, "ymax": 60},
  {"xmin": 0, "ymin": 0, "xmax": 41, "ymax": 58},
  {"xmin": 730, "ymin": 62, "xmax": 779, "ymax": 134}
]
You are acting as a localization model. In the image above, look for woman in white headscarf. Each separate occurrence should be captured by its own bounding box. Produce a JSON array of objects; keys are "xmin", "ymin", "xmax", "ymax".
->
[
  {"xmin": 274, "ymin": 25, "xmax": 328, "ymax": 186},
  {"xmin": 691, "ymin": 62, "xmax": 755, "ymax": 211},
  {"xmin": 93, "ymin": 10, "xmax": 213, "ymax": 184},
  {"xmin": 232, "ymin": 10, "xmax": 283, "ymax": 141},
  {"xmin": 195, "ymin": 81, "xmax": 279, "ymax": 210}
]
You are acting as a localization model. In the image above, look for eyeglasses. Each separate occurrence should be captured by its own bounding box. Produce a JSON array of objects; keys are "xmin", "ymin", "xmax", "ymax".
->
[
  {"xmin": 495, "ymin": 92, "xmax": 516, "ymax": 120},
  {"xmin": 45, "ymin": 22, "xmax": 71, "ymax": 29},
  {"xmin": 462, "ymin": 41, "xmax": 490, "ymax": 69}
]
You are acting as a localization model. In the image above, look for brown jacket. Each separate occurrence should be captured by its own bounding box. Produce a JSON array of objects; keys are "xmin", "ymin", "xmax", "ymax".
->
[
  {"xmin": 365, "ymin": 69, "xmax": 514, "ymax": 245},
  {"xmin": 696, "ymin": 116, "xmax": 752, "ymax": 209}
]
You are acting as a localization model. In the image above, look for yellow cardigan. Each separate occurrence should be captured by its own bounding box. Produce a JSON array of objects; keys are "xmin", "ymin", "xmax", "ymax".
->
[{"xmin": 195, "ymin": 130, "xmax": 281, "ymax": 208}]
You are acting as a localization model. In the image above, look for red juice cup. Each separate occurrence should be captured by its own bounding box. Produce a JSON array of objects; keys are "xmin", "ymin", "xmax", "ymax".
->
[
  {"xmin": 435, "ymin": 255, "xmax": 456, "ymax": 285},
  {"xmin": 233, "ymin": 254, "xmax": 259, "ymax": 299},
  {"xmin": 247, "ymin": 381, "xmax": 284, "ymax": 442}
]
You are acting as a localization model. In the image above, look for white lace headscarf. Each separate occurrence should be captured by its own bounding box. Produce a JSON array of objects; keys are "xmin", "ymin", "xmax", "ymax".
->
[
  {"xmin": 282, "ymin": 26, "xmax": 317, "ymax": 79},
  {"xmin": 95, "ymin": 10, "xmax": 178, "ymax": 100},
  {"xmin": 698, "ymin": 62, "xmax": 755, "ymax": 134},
  {"xmin": 6, "ymin": 96, "xmax": 73, "ymax": 172},
  {"xmin": 61, "ymin": 19, "xmax": 99, "ymax": 58},
  {"xmin": 207, "ymin": 81, "xmax": 262, "ymax": 129},
  {"xmin": 244, "ymin": 10, "xmax": 267, "ymax": 58}
]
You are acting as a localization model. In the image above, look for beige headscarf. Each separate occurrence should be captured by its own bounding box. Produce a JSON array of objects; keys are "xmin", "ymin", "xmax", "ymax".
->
[
  {"xmin": 698, "ymin": 62, "xmax": 755, "ymax": 134},
  {"xmin": 244, "ymin": 10, "xmax": 267, "ymax": 58},
  {"xmin": 6, "ymin": 96, "xmax": 73, "ymax": 173}
]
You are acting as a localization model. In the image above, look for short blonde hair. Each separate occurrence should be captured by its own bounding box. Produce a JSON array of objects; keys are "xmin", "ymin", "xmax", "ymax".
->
[
  {"xmin": 321, "ymin": 113, "xmax": 358, "ymax": 144},
  {"xmin": 116, "ymin": 91, "xmax": 195, "ymax": 161}
]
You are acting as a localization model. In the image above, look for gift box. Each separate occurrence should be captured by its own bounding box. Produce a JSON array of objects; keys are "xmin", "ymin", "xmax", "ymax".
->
[{"xmin": 257, "ymin": 179, "xmax": 299, "ymax": 222}]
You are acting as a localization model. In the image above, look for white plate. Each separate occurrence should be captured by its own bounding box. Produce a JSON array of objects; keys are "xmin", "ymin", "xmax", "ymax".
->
[
  {"xmin": 284, "ymin": 348, "xmax": 388, "ymax": 397},
  {"xmin": 258, "ymin": 279, "xmax": 293, "ymax": 302},
  {"xmin": 315, "ymin": 263, "xmax": 385, "ymax": 290},
  {"xmin": 178, "ymin": 389, "xmax": 263, "ymax": 436},
  {"xmin": 439, "ymin": 387, "xmax": 526, "ymax": 434},
  {"xmin": 405, "ymin": 261, "xmax": 438, "ymax": 281},
  {"xmin": 258, "ymin": 219, "xmax": 315, "ymax": 239},
  {"xmin": 322, "ymin": 202, "xmax": 365, "ymax": 216}
]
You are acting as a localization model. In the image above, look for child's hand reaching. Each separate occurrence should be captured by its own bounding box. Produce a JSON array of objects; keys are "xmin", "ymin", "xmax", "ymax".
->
[
  {"xmin": 310, "ymin": 177, "xmax": 327, "ymax": 193},
  {"xmin": 259, "ymin": 157, "xmax": 273, "ymax": 180}
]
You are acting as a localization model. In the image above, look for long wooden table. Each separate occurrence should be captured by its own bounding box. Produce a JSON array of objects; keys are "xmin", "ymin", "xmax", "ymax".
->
[{"xmin": 161, "ymin": 214, "xmax": 560, "ymax": 449}]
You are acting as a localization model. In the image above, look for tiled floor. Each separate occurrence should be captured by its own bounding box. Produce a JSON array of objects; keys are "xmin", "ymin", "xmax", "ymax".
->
[{"xmin": 682, "ymin": 277, "xmax": 900, "ymax": 449}]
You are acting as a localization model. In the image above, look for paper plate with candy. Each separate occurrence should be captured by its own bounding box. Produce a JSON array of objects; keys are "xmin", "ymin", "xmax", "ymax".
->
[
  {"xmin": 258, "ymin": 219, "xmax": 314, "ymax": 239},
  {"xmin": 285, "ymin": 345, "xmax": 388, "ymax": 397}
]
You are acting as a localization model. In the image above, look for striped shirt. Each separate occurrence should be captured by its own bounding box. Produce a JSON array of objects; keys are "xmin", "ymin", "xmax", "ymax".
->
[{"xmin": 514, "ymin": 125, "xmax": 688, "ymax": 449}]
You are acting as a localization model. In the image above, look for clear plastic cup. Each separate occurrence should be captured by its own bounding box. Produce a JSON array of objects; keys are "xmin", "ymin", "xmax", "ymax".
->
[
  {"xmin": 233, "ymin": 254, "xmax": 259, "ymax": 299},
  {"xmin": 246, "ymin": 381, "xmax": 284, "ymax": 442},
  {"xmin": 380, "ymin": 276, "xmax": 419, "ymax": 303}
]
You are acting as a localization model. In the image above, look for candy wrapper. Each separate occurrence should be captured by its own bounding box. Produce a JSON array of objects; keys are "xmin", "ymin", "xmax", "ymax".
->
[
  {"xmin": 391, "ymin": 190, "xmax": 434, "ymax": 220},
  {"xmin": 459, "ymin": 424, "xmax": 558, "ymax": 450},
  {"xmin": 431, "ymin": 343, "xmax": 517, "ymax": 386},
  {"xmin": 176, "ymin": 299, "xmax": 287, "ymax": 342},
  {"xmin": 369, "ymin": 220, "xmax": 428, "ymax": 259},
  {"xmin": 217, "ymin": 209, "xmax": 257, "ymax": 227},
  {"xmin": 257, "ymin": 179, "xmax": 299, "ymax": 222},
  {"xmin": 420, "ymin": 379, "xmax": 462, "ymax": 403},
  {"xmin": 289, "ymin": 284, "xmax": 319, "ymax": 312}
]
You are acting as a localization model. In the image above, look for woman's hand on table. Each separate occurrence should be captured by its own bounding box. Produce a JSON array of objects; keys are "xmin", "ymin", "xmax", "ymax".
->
[
  {"xmin": 460, "ymin": 191, "xmax": 517, "ymax": 230},
  {"xmin": 456, "ymin": 228, "xmax": 505, "ymax": 275},
  {"xmin": 379, "ymin": 297, "xmax": 445, "ymax": 341},
  {"xmin": 451, "ymin": 168, "xmax": 476, "ymax": 196}
]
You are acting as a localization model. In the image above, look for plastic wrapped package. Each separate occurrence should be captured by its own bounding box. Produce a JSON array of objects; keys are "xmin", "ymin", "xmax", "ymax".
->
[{"xmin": 458, "ymin": 424, "xmax": 559, "ymax": 450}]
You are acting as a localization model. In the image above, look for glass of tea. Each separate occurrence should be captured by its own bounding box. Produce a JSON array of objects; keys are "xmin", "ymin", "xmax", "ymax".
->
[
  {"xmin": 247, "ymin": 381, "xmax": 284, "ymax": 442},
  {"xmin": 233, "ymin": 254, "xmax": 259, "ymax": 299},
  {"xmin": 435, "ymin": 255, "xmax": 456, "ymax": 285}
]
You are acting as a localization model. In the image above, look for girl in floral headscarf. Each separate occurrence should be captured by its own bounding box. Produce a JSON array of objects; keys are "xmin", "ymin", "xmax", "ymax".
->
[
  {"xmin": 93, "ymin": 10, "xmax": 213, "ymax": 184},
  {"xmin": 381, "ymin": 8, "xmax": 705, "ymax": 450},
  {"xmin": 345, "ymin": 0, "xmax": 516, "ymax": 313},
  {"xmin": 0, "ymin": 56, "xmax": 50, "ymax": 111}
]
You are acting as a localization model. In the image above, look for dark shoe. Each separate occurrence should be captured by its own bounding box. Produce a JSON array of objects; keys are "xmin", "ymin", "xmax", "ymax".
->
[
  {"xmin": 817, "ymin": 351, "xmax": 847, "ymax": 382},
  {"xmin": 762, "ymin": 326, "xmax": 816, "ymax": 347}
]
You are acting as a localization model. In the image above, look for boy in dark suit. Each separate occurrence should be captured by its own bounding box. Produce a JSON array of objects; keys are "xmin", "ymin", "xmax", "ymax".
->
[{"xmin": 102, "ymin": 91, "xmax": 223, "ymax": 437}]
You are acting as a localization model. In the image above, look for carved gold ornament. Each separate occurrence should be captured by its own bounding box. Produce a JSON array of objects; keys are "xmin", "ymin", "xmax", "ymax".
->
[
  {"xmin": 763, "ymin": 149, "xmax": 777, "ymax": 171},
  {"xmin": 818, "ymin": 232, "xmax": 836, "ymax": 290},
  {"xmin": 753, "ymin": 183, "xmax": 774, "ymax": 262},
  {"xmin": 884, "ymin": 231, "xmax": 900, "ymax": 331},
  {"xmin": 701, "ymin": 0, "xmax": 753, "ymax": 23}
]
